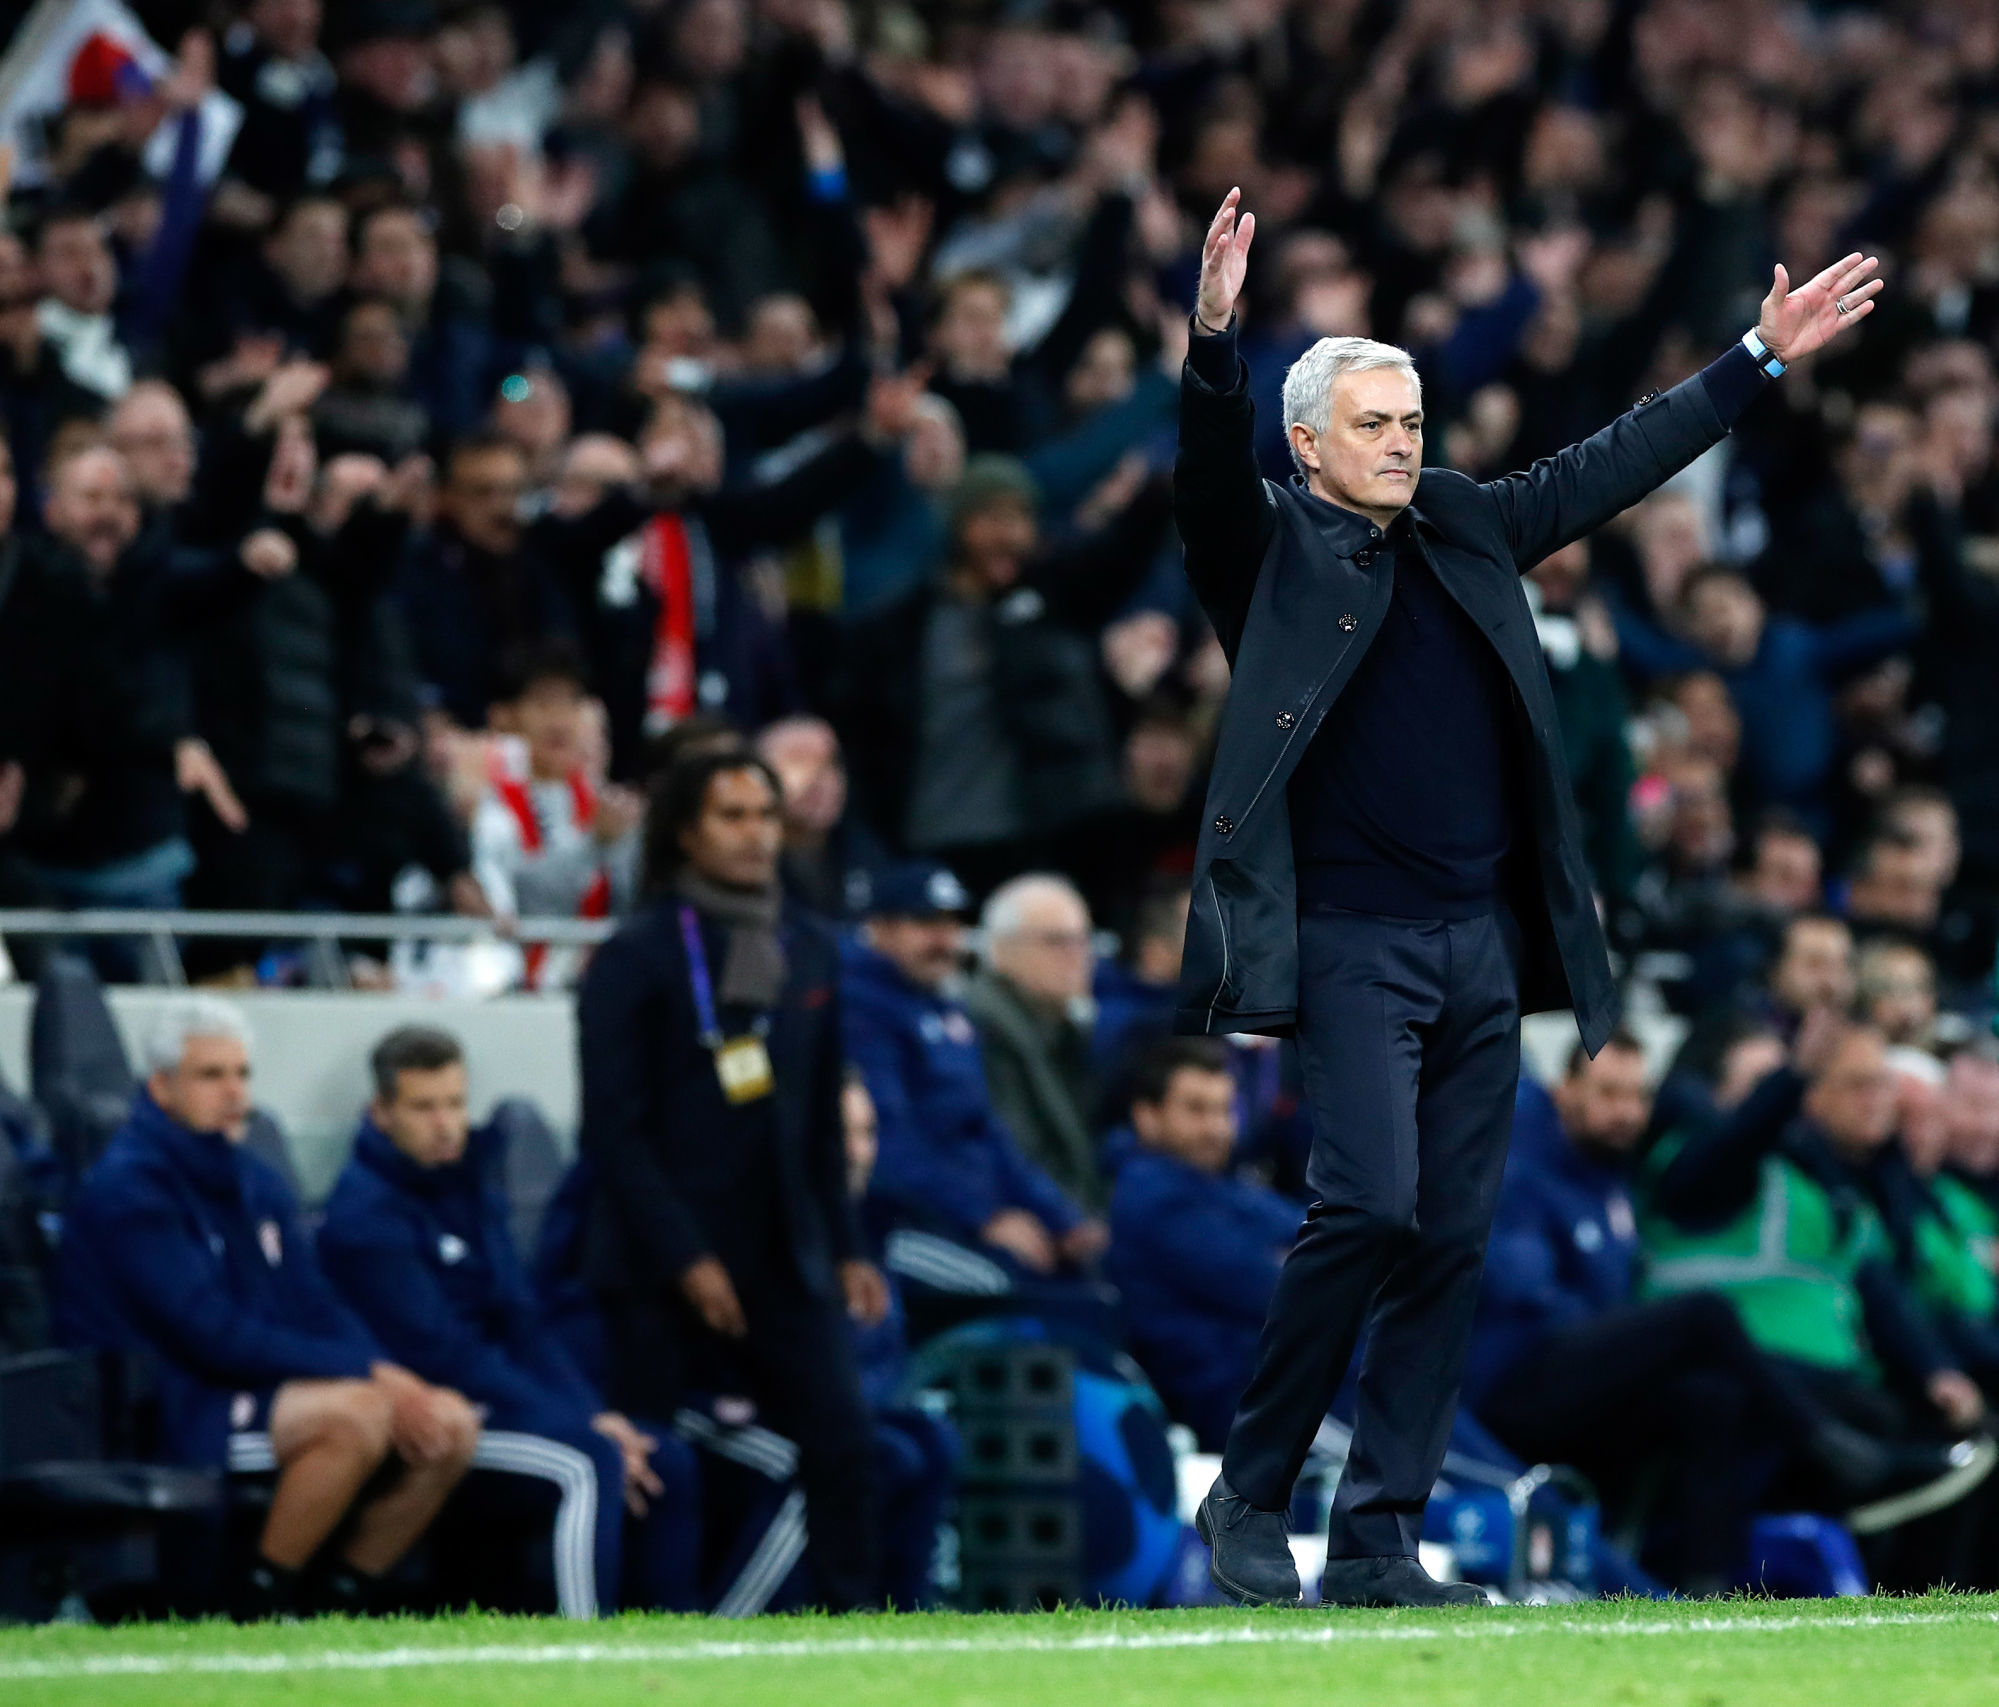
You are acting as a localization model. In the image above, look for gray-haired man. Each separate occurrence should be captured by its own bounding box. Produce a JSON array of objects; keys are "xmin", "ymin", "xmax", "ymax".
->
[
  {"xmin": 55, "ymin": 996, "xmax": 481, "ymax": 1618},
  {"xmin": 1176, "ymin": 187, "xmax": 1882, "ymax": 1608}
]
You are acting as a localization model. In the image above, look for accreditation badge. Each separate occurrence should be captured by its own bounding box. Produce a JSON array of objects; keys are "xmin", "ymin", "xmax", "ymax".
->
[{"xmin": 713, "ymin": 1035, "xmax": 776, "ymax": 1104}]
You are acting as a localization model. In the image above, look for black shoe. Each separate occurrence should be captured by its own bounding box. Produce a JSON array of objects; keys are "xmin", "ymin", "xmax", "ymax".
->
[
  {"xmin": 233, "ymin": 1558, "xmax": 301, "ymax": 1624},
  {"xmin": 1319, "ymin": 1555, "xmax": 1489, "ymax": 1609},
  {"xmin": 312, "ymin": 1564, "xmax": 389, "ymax": 1617},
  {"xmin": 1196, "ymin": 1476, "xmax": 1302, "ymax": 1607}
]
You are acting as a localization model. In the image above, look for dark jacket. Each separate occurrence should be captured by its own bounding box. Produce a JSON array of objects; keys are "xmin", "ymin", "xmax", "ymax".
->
[
  {"xmin": 393, "ymin": 522, "xmax": 577, "ymax": 728},
  {"xmin": 54, "ymin": 1094, "xmax": 379, "ymax": 1466},
  {"xmin": 576, "ymin": 898, "xmax": 858, "ymax": 1300},
  {"xmin": 5, "ymin": 530, "xmax": 263, "ymax": 867},
  {"xmin": 318, "ymin": 1120, "xmax": 601, "ymax": 1439},
  {"xmin": 1101, "ymin": 1128, "xmax": 1299, "ymax": 1448},
  {"xmin": 841, "ymin": 936, "xmax": 1084, "ymax": 1243},
  {"xmin": 962, "ymin": 969, "xmax": 1106, "ymax": 1215},
  {"xmin": 1171, "ymin": 323, "xmax": 1762, "ymax": 1051},
  {"xmin": 1464, "ymin": 1078, "xmax": 1642, "ymax": 1408},
  {"xmin": 836, "ymin": 477, "xmax": 1174, "ymax": 853}
]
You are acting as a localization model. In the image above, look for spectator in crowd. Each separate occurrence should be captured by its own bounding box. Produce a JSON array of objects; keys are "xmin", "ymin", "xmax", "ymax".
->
[
  {"xmin": 1741, "ymin": 812, "xmax": 1825, "ymax": 918},
  {"xmin": 348, "ymin": 201, "xmax": 496, "ymax": 439},
  {"xmin": 1617, "ymin": 564, "xmax": 1916, "ymax": 832},
  {"xmin": 1753, "ymin": 913, "xmax": 1858, "ymax": 1041},
  {"xmin": 317, "ymin": 1026, "xmax": 698, "ymax": 1613},
  {"xmin": 106, "ymin": 383, "xmax": 197, "ymax": 518},
  {"xmin": 1104, "ymin": 1039, "xmax": 1298, "ymax": 1451},
  {"xmin": 0, "ymin": 230, "xmax": 101, "ymax": 487},
  {"xmin": 394, "ymin": 432, "xmax": 573, "ymax": 727},
  {"xmin": 574, "ymin": 749, "xmax": 887, "ymax": 1609},
  {"xmin": 842, "ymin": 859, "xmax": 1108, "ymax": 1282},
  {"xmin": 54, "ymin": 998, "xmax": 480, "ymax": 1617},
  {"xmin": 756, "ymin": 715, "xmax": 873, "ymax": 922},
  {"xmin": 1470, "ymin": 1030, "xmax": 1959, "ymax": 1594},
  {"xmin": 34, "ymin": 207, "xmax": 131, "ymax": 402},
  {"xmin": 470, "ymin": 641, "xmax": 642, "ymax": 983},
  {"xmin": 210, "ymin": 193, "xmax": 349, "ymax": 364},
  {"xmin": 1845, "ymin": 828, "xmax": 1947, "ymax": 946},
  {"xmin": 965, "ymin": 874, "xmax": 1108, "ymax": 1216},
  {"xmin": 1856, "ymin": 940, "xmax": 1941, "ymax": 1051},
  {"xmin": 837, "ymin": 454, "xmax": 1172, "ymax": 896},
  {"xmin": 1875, "ymin": 788, "xmax": 1997, "ymax": 990},
  {"xmin": 7, "ymin": 445, "xmax": 295, "ymax": 914},
  {"xmin": 313, "ymin": 298, "xmax": 431, "ymax": 464},
  {"xmin": 1528, "ymin": 538, "xmax": 1640, "ymax": 915}
]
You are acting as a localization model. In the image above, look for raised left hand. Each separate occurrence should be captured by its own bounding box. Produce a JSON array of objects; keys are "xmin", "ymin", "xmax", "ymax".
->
[{"xmin": 1757, "ymin": 252, "xmax": 1883, "ymax": 364}]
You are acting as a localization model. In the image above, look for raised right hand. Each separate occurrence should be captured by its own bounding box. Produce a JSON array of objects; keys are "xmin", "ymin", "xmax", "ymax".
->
[
  {"xmin": 681, "ymin": 1256, "xmax": 748, "ymax": 1338},
  {"xmin": 1195, "ymin": 187, "xmax": 1256, "ymax": 335}
]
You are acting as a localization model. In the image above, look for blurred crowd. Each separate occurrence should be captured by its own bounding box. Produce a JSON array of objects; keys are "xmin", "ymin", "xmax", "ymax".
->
[{"xmin": 0, "ymin": 0, "xmax": 1994, "ymax": 1009}]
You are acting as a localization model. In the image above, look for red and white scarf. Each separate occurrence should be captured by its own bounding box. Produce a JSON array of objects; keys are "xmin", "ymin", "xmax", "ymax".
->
[{"xmin": 488, "ymin": 759, "xmax": 612, "ymax": 986}]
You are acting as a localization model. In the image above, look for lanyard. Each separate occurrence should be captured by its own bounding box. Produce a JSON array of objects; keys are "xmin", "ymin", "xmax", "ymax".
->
[{"xmin": 679, "ymin": 906, "xmax": 771, "ymax": 1047}]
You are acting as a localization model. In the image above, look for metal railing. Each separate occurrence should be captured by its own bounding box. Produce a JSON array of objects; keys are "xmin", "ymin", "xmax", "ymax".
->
[{"xmin": 0, "ymin": 909, "xmax": 615, "ymax": 989}]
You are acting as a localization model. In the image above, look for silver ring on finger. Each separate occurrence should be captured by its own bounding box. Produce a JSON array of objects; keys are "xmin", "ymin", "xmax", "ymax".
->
[{"xmin": 1835, "ymin": 295, "xmax": 1850, "ymax": 315}]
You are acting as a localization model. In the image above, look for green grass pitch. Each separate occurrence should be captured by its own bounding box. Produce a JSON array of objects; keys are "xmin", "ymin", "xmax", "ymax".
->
[{"xmin": 4, "ymin": 1595, "xmax": 1999, "ymax": 1707}]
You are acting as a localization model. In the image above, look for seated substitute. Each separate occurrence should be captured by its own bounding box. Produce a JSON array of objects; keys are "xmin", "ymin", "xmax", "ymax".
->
[
  {"xmin": 1104, "ymin": 1038, "xmax": 1301, "ymax": 1451},
  {"xmin": 842, "ymin": 861, "xmax": 1109, "ymax": 1282},
  {"xmin": 1468, "ymin": 1029, "xmax": 1965, "ymax": 1595},
  {"xmin": 840, "ymin": 1073, "xmax": 960, "ymax": 1608},
  {"xmin": 317, "ymin": 1026, "xmax": 699, "ymax": 1614},
  {"xmin": 55, "ymin": 998, "xmax": 480, "ymax": 1618},
  {"xmin": 574, "ymin": 749, "xmax": 890, "ymax": 1610}
]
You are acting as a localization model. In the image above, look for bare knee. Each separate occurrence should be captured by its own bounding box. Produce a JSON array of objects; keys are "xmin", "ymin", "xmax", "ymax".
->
[
  {"xmin": 270, "ymin": 1378, "xmax": 394, "ymax": 1468},
  {"xmin": 327, "ymin": 1383, "xmax": 396, "ymax": 1464},
  {"xmin": 432, "ymin": 1389, "xmax": 482, "ymax": 1470}
]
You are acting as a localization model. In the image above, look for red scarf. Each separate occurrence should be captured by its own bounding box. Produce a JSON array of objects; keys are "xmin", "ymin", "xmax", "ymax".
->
[
  {"xmin": 490, "ymin": 764, "xmax": 612, "ymax": 986},
  {"xmin": 641, "ymin": 512, "xmax": 697, "ymax": 730}
]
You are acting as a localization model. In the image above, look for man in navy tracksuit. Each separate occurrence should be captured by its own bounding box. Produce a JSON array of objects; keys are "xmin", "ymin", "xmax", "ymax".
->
[
  {"xmin": 842, "ymin": 861, "xmax": 1108, "ymax": 1284},
  {"xmin": 1467, "ymin": 1032, "xmax": 1947, "ymax": 1592},
  {"xmin": 840, "ymin": 1072, "xmax": 959, "ymax": 1607},
  {"xmin": 1105, "ymin": 1038, "xmax": 1301, "ymax": 1450},
  {"xmin": 56, "ymin": 997, "xmax": 480, "ymax": 1617},
  {"xmin": 317, "ymin": 1027, "xmax": 700, "ymax": 1613}
]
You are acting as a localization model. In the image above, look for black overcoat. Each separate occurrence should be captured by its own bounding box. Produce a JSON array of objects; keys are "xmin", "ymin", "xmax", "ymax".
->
[{"xmin": 1171, "ymin": 333, "xmax": 1734, "ymax": 1054}]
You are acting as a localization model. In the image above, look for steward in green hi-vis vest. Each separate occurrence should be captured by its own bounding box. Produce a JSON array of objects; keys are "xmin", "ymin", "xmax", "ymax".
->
[
  {"xmin": 1637, "ymin": 1063, "xmax": 1955, "ymax": 1392},
  {"xmin": 1640, "ymin": 1130, "xmax": 1889, "ymax": 1377}
]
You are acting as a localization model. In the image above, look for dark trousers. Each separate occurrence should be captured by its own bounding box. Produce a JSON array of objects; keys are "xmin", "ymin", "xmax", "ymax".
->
[
  {"xmin": 1478, "ymin": 1294, "xmax": 1823, "ymax": 1585},
  {"xmin": 604, "ymin": 1276, "xmax": 880, "ymax": 1611},
  {"xmin": 875, "ymin": 1405, "xmax": 959, "ymax": 1608},
  {"xmin": 1221, "ymin": 907, "xmax": 1521, "ymax": 1559}
]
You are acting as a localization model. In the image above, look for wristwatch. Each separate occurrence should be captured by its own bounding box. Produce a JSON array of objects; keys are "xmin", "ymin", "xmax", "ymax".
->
[{"xmin": 1742, "ymin": 327, "xmax": 1786, "ymax": 379}]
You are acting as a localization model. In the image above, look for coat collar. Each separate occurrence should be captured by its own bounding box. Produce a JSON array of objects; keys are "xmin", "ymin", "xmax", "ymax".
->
[
  {"xmin": 1282, "ymin": 476, "xmax": 1433, "ymax": 557},
  {"xmin": 353, "ymin": 1116, "xmax": 496, "ymax": 1198},
  {"xmin": 127, "ymin": 1091, "xmax": 242, "ymax": 1199}
]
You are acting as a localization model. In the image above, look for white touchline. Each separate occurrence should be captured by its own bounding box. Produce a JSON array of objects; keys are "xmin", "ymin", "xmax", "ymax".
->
[{"xmin": 2, "ymin": 1607, "xmax": 1997, "ymax": 1681}]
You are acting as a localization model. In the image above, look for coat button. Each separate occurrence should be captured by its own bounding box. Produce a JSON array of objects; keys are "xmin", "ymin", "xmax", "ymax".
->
[
  {"xmin": 1213, "ymin": 814, "xmax": 1234, "ymax": 837},
  {"xmin": 1275, "ymin": 711, "xmax": 1295, "ymax": 730},
  {"xmin": 1354, "ymin": 549, "xmax": 1375, "ymax": 568},
  {"xmin": 1338, "ymin": 612, "xmax": 1358, "ymax": 632},
  {"xmin": 1636, "ymin": 390, "xmax": 1659, "ymax": 407}
]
